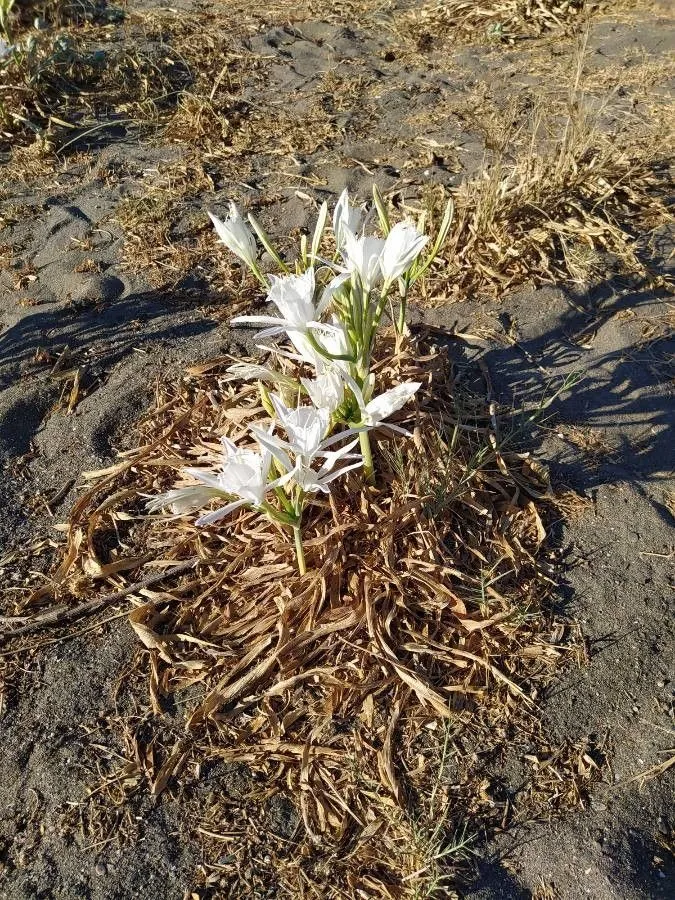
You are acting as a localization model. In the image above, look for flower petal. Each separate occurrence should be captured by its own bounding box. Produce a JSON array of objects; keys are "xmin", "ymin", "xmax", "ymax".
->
[
  {"xmin": 248, "ymin": 424, "xmax": 294, "ymax": 474},
  {"xmin": 333, "ymin": 189, "xmax": 364, "ymax": 250},
  {"xmin": 365, "ymin": 381, "xmax": 421, "ymax": 424},
  {"xmin": 208, "ymin": 204, "xmax": 257, "ymax": 267},
  {"xmin": 145, "ymin": 485, "xmax": 217, "ymax": 515},
  {"xmin": 380, "ymin": 221, "xmax": 428, "ymax": 282},
  {"xmin": 196, "ymin": 498, "xmax": 248, "ymax": 526}
]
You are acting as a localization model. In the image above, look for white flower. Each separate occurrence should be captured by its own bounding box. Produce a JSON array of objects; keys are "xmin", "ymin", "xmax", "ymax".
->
[
  {"xmin": 333, "ymin": 188, "xmax": 364, "ymax": 250},
  {"xmin": 286, "ymin": 316, "xmax": 352, "ymax": 372},
  {"xmin": 208, "ymin": 202, "xmax": 258, "ymax": 269},
  {"xmin": 269, "ymin": 393, "xmax": 331, "ymax": 463},
  {"xmin": 301, "ymin": 370, "xmax": 344, "ymax": 413},
  {"xmin": 318, "ymin": 317, "xmax": 351, "ymax": 362},
  {"xmin": 268, "ymin": 270, "xmax": 322, "ymax": 329},
  {"xmin": 254, "ymin": 317, "xmax": 351, "ymax": 390},
  {"xmin": 250, "ymin": 394, "xmax": 362, "ymax": 493},
  {"xmin": 147, "ymin": 432, "xmax": 291, "ymax": 526},
  {"xmin": 379, "ymin": 221, "xmax": 428, "ymax": 283},
  {"xmin": 341, "ymin": 232, "xmax": 385, "ymax": 293},
  {"xmin": 320, "ymin": 270, "xmax": 350, "ymax": 309},
  {"xmin": 146, "ymin": 484, "xmax": 221, "ymax": 516},
  {"xmin": 223, "ymin": 362, "xmax": 296, "ymax": 388},
  {"xmin": 293, "ymin": 441, "xmax": 363, "ymax": 493},
  {"xmin": 345, "ymin": 375, "xmax": 421, "ymax": 434},
  {"xmin": 364, "ymin": 382, "xmax": 421, "ymax": 426},
  {"xmin": 231, "ymin": 269, "xmax": 334, "ymax": 340}
]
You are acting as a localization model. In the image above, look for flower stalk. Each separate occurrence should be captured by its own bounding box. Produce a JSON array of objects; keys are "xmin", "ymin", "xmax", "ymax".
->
[
  {"xmin": 293, "ymin": 524, "xmax": 306, "ymax": 575},
  {"xmin": 359, "ymin": 429, "xmax": 375, "ymax": 485}
]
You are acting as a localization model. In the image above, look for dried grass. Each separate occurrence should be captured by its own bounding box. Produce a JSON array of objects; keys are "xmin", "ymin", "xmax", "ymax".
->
[
  {"xmin": 1, "ymin": 333, "xmax": 599, "ymax": 896},
  {"xmin": 412, "ymin": 99, "xmax": 673, "ymax": 304},
  {"xmin": 0, "ymin": 18, "xmax": 189, "ymax": 153},
  {"xmin": 401, "ymin": 0, "xmax": 652, "ymax": 46},
  {"xmin": 555, "ymin": 424, "xmax": 615, "ymax": 461},
  {"xmin": 113, "ymin": 156, "xmax": 217, "ymax": 287},
  {"xmin": 12, "ymin": 0, "xmax": 110, "ymax": 30}
]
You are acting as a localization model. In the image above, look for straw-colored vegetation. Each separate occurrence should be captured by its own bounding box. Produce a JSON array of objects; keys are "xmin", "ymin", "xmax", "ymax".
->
[
  {"xmin": 401, "ymin": 0, "xmax": 655, "ymax": 45},
  {"xmin": 4, "ymin": 1, "xmax": 670, "ymax": 295},
  {"xmin": 416, "ymin": 104, "xmax": 672, "ymax": 304},
  {"xmin": 17, "ymin": 333, "xmax": 592, "ymax": 897}
]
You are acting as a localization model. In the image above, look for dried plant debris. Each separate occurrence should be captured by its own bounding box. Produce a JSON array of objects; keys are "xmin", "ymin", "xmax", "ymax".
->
[
  {"xmin": 412, "ymin": 105, "xmax": 673, "ymax": 304},
  {"xmin": 402, "ymin": 0, "xmax": 649, "ymax": 45},
  {"xmin": 0, "ymin": 21, "xmax": 188, "ymax": 151},
  {"xmin": 12, "ymin": 0, "xmax": 119, "ymax": 30},
  {"xmin": 113, "ymin": 156, "xmax": 220, "ymax": 287},
  {"xmin": 1, "ymin": 334, "xmax": 597, "ymax": 896},
  {"xmin": 0, "ymin": 2, "xmax": 268, "ymax": 155}
]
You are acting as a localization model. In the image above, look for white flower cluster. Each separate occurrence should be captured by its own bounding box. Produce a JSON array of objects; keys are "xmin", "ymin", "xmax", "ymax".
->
[{"xmin": 148, "ymin": 187, "xmax": 453, "ymax": 571}]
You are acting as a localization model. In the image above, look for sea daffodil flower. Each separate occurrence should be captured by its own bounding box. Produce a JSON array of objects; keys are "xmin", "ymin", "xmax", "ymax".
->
[
  {"xmin": 333, "ymin": 188, "xmax": 364, "ymax": 250},
  {"xmin": 223, "ymin": 362, "xmax": 297, "ymax": 389},
  {"xmin": 286, "ymin": 316, "xmax": 353, "ymax": 371},
  {"xmin": 292, "ymin": 441, "xmax": 363, "ymax": 493},
  {"xmin": 146, "ymin": 484, "xmax": 221, "ymax": 516},
  {"xmin": 147, "ymin": 432, "xmax": 291, "ymax": 526},
  {"xmin": 341, "ymin": 232, "xmax": 385, "ymax": 293},
  {"xmin": 379, "ymin": 221, "xmax": 429, "ymax": 283},
  {"xmin": 300, "ymin": 369, "xmax": 344, "ymax": 414},
  {"xmin": 345, "ymin": 374, "xmax": 422, "ymax": 434},
  {"xmin": 250, "ymin": 394, "xmax": 360, "ymax": 474},
  {"xmin": 231, "ymin": 269, "xmax": 333, "ymax": 340},
  {"xmin": 268, "ymin": 393, "xmax": 331, "ymax": 463},
  {"xmin": 209, "ymin": 202, "xmax": 258, "ymax": 270}
]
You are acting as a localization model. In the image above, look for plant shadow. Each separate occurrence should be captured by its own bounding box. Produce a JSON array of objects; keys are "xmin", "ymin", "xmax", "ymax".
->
[
  {"xmin": 0, "ymin": 284, "xmax": 220, "ymax": 392},
  {"xmin": 433, "ymin": 278, "xmax": 673, "ymax": 517}
]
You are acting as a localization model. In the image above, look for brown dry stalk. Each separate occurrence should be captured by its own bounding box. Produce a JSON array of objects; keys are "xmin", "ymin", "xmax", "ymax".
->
[{"xmin": 0, "ymin": 556, "xmax": 200, "ymax": 641}]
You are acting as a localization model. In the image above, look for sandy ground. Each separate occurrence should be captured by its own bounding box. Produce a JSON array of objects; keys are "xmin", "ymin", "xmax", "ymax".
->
[{"xmin": 0, "ymin": 1, "xmax": 673, "ymax": 897}]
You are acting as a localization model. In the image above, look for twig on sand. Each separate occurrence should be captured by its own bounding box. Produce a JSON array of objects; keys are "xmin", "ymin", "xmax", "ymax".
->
[
  {"xmin": 614, "ymin": 752, "xmax": 675, "ymax": 788},
  {"xmin": 0, "ymin": 557, "xmax": 201, "ymax": 641}
]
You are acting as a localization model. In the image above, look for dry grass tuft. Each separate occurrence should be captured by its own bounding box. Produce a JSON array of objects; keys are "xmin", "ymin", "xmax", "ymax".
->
[
  {"xmin": 0, "ymin": 17, "xmax": 190, "ymax": 153},
  {"xmin": 556, "ymin": 424, "xmax": 615, "ymax": 461},
  {"xmin": 413, "ymin": 102, "xmax": 673, "ymax": 304},
  {"xmin": 12, "ymin": 0, "xmax": 111, "ymax": 30},
  {"xmin": 112, "ymin": 155, "xmax": 278, "ymax": 301},
  {"xmin": 2, "ymin": 333, "xmax": 599, "ymax": 896},
  {"xmin": 401, "ymin": 0, "xmax": 649, "ymax": 46},
  {"xmin": 113, "ymin": 156, "xmax": 216, "ymax": 286}
]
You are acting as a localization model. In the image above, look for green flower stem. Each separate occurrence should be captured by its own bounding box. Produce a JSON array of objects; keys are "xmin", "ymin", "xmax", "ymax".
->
[
  {"xmin": 359, "ymin": 429, "xmax": 375, "ymax": 485},
  {"xmin": 291, "ymin": 489, "xmax": 307, "ymax": 575},
  {"xmin": 249, "ymin": 261, "xmax": 270, "ymax": 289},
  {"xmin": 395, "ymin": 274, "xmax": 412, "ymax": 337},
  {"xmin": 396, "ymin": 293, "xmax": 407, "ymax": 335},
  {"xmin": 293, "ymin": 524, "xmax": 307, "ymax": 575}
]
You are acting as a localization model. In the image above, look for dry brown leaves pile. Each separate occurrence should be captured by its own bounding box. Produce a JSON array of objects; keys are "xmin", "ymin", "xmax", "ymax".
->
[
  {"xmin": 5, "ymin": 333, "xmax": 601, "ymax": 897},
  {"xmin": 401, "ymin": 0, "xmax": 646, "ymax": 44}
]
